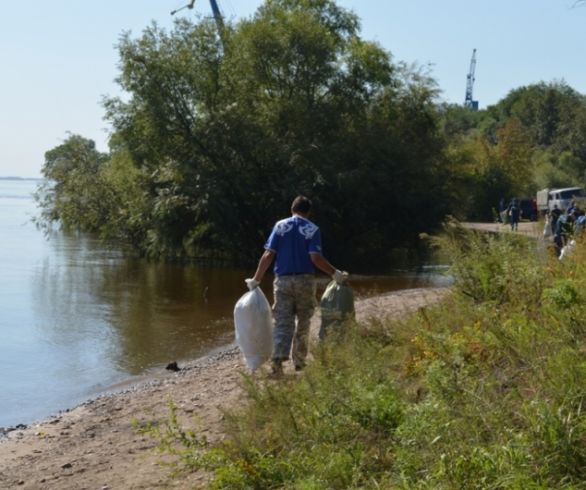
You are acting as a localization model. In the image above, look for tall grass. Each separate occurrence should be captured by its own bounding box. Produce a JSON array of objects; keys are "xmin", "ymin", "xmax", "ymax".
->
[{"xmin": 147, "ymin": 227, "xmax": 586, "ymax": 489}]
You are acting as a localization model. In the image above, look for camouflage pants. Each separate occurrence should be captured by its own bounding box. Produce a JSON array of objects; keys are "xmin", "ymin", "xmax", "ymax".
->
[{"xmin": 272, "ymin": 274, "xmax": 317, "ymax": 366}]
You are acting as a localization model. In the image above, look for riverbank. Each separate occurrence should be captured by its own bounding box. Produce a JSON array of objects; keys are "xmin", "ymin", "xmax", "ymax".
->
[{"xmin": 0, "ymin": 287, "xmax": 448, "ymax": 490}]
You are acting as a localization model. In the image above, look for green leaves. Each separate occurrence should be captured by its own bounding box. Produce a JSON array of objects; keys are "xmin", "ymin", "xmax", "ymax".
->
[{"xmin": 39, "ymin": 1, "xmax": 452, "ymax": 265}]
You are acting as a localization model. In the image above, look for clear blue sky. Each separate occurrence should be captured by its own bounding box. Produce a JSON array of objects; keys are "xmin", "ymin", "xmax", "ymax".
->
[{"xmin": 1, "ymin": 0, "xmax": 584, "ymax": 177}]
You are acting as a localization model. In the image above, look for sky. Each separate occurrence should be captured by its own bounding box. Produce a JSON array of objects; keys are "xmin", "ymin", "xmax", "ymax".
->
[{"xmin": 1, "ymin": 0, "xmax": 585, "ymax": 178}]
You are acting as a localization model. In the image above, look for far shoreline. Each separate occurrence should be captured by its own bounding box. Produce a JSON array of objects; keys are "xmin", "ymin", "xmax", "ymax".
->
[{"xmin": 0, "ymin": 176, "xmax": 42, "ymax": 181}]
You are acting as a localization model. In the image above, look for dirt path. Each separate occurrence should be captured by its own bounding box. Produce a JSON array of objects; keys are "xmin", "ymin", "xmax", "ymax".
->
[
  {"xmin": 462, "ymin": 220, "xmax": 542, "ymax": 238},
  {"xmin": 0, "ymin": 287, "xmax": 448, "ymax": 490}
]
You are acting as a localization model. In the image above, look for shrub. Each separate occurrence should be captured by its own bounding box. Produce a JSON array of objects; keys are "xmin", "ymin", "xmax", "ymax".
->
[{"xmin": 145, "ymin": 225, "xmax": 586, "ymax": 489}]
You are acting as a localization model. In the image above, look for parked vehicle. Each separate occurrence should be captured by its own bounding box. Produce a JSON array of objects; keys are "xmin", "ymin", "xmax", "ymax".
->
[
  {"xmin": 536, "ymin": 187, "xmax": 586, "ymax": 213},
  {"xmin": 519, "ymin": 198, "xmax": 538, "ymax": 221}
]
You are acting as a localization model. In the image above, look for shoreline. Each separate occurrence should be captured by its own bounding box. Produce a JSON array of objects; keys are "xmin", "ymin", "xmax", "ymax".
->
[
  {"xmin": 0, "ymin": 287, "xmax": 448, "ymax": 490},
  {"xmin": 0, "ymin": 339, "xmax": 240, "ymax": 437},
  {"xmin": 0, "ymin": 341, "xmax": 240, "ymax": 438}
]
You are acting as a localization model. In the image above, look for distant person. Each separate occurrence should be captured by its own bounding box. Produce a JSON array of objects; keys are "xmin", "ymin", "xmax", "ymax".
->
[
  {"xmin": 507, "ymin": 199, "xmax": 520, "ymax": 231},
  {"xmin": 247, "ymin": 195, "xmax": 348, "ymax": 376},
  {"xmin": 574, "ymin": 208, "xmax": 586, "ymax": 234},
  {"xmin": 550, "ymin": 205, "xmax": 562, "ymax": 235},
  {"xmin": 553, "ymin": 212, "xmax": 575, "ymax": 256},
  {"xmin": 498, "ymin": 197, "xmax": 506, "ymax": 223},
  {"xmin": 567, "ymin": 200, "xmax": 577, "ymax": 216}
]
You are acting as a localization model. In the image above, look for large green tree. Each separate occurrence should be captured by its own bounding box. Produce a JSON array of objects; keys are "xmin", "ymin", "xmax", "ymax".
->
[{"xmin": 39, "ymin": 0, "xmax": 453, "ymax": 268}]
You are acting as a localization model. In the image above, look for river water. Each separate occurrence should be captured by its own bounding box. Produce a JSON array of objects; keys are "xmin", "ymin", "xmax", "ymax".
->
[{"xmin": 0, "ymin": 179, "xmax": 449, "ymax": 428}]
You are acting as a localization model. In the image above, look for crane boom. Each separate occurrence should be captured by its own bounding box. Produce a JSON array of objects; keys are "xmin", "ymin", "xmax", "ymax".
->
[
  {"xmin": 464, "ymin": 49, "xmax": 478, "ymax": 110},
  {"xmin": 209, "ymin": 0, "xmax": 225, "ymax": 32},
  {"xmin": 171, "ymin": 0, "xmax": 225, "ymax": 46}
]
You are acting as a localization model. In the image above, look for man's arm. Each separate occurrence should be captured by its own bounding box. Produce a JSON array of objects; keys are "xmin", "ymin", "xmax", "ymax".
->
[
  {"xmin": 311, "ymin": 253, "xmax": 349, "ymax": 284},
  {"xmin": 310, "ymin": 252, "xmax": 336, "ymax": 276},
  {"xmin": 252, "ymin": 249, "xmax": 276, "ymax": 282}
]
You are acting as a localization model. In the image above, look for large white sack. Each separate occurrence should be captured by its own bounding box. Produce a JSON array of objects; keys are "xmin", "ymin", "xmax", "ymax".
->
[{"xmin": 233, "ymin": 287, "xmax": 273, "ymax": 370}]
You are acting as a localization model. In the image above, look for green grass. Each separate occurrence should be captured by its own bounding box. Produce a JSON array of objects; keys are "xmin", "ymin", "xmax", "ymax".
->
[{"xmin": 144, "ymin": 226, "xmax": 586, "ymax": 489}]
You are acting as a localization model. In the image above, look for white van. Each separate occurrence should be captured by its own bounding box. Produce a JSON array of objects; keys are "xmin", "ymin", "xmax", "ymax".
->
[{"xmin": 536, "ymin": 187, "xmax": 586, "ymax": 213}]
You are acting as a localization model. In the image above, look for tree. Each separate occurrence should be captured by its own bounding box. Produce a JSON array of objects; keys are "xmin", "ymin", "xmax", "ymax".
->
[
  {"xmin": 440, "ymin": 81, "xmax": 586, "ymax": 219},
  {"xmin": 40, "ymin": 0, "xmax": 454, "ymax": 268},
  {"xmin": 36, "ymin": 134, "xmax": 111, "ymax": 231}
]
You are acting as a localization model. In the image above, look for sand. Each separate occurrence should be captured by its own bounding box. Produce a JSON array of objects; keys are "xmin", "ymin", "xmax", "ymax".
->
[{"xmin": 0, "ymin": 287, "xmax": 448, "ymax": 490}]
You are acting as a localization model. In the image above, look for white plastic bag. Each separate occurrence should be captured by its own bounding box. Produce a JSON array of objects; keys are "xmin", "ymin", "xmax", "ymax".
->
[
  {"xmin": 233, "ymin": 288, "xmax": 273, "ymax": 370},
  {"xmin": 559, "ymin": 239, "xmax": 576, "ymax": 261},
  {"xmin": 543, "ymin": 215, "xmax": 552, "ymax": 238}
]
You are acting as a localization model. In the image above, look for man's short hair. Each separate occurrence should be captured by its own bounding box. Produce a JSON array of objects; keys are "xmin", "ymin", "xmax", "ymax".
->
[{"xmin": 291, "ymin": 195, "xmax": 312, "ymax": 215}]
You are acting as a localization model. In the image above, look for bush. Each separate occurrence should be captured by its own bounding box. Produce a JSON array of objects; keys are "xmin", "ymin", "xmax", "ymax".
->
[{"xmin": 146, "ymin": 226, "xmax": 586, "ymax": 489}]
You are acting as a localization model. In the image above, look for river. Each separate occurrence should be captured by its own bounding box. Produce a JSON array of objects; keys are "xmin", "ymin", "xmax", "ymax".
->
[{"xmin": 0, "ymin": 178, "xmax": 449, "ymax": 428}]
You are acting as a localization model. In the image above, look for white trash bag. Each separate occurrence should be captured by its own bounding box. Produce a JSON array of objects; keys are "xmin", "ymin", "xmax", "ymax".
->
[
  {"xmin": 559, "ymin": 239, "xmax": 576, "ymax": 261},
  {"xmin": 233, "ymin": 287, "xmax": 273, "ymax": 370},
  {"xmin": 543, "ymin": 215, "xmax": 552, "ymax": 238}
]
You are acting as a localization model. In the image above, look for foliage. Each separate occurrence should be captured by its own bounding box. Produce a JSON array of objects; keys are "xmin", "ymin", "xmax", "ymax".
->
[
  {"xmin": 144, "ymin": 227, "xmax": 586, "ymax": 488},
  {"xmin": 432, "ymin": 223, "xmax": 544, "ymax": 304},
  {"xmin": 439, "ymin": 81, "xmax": 586, "ymax": 220},
  {"xmin": 37, "ymin": 0, "xmax": 452, "ymax": 267},
  {"xmin": 37, "ymin": 1, "xmax": 586, "ymax": 259},
  {"xmin": 35, "ymin": 134, "xmax": 111, "ymax": 232}
]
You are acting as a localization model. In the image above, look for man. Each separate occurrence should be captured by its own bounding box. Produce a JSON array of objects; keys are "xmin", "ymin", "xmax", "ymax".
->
[
  {"xmin": 553, "ymin": 211, "xmax": 575, "ymax": 257},
  {"xmin": 550, "ymin": 205, "xmax": 562, "ymax": 235},
  {"xmin": 507, "ymin": 198, "xmax": 520, "ymax": 231},
  {"xmin": 246, "ymin": 196, "xmax": 347, "ymax": 376}
]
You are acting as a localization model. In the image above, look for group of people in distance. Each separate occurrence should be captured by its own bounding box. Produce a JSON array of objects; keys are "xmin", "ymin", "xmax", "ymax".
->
[
  {"xmin": 499, "ymin": 196, "xmax": 586, "ymax": 257},
  {"xmin": 498, "ymin": 197, "xmax": 536, "ymax": 231},
  {"xmin": 546, "ymin": 200, "xmax": 586, "ymax": 257}
]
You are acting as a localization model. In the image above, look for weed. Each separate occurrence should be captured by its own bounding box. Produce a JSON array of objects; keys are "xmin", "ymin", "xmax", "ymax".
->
[{"xmin": 143, "ymin": 226, "xmax": 586, "ymax": 489}]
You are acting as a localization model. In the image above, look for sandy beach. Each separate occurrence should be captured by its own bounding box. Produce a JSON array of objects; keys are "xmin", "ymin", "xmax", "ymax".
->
[{"xmin": 0, "ymin": 287, "xmax": 448, "ymax": 490}]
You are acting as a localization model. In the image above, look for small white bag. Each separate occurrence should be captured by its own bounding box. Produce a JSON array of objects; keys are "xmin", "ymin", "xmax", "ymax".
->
[
  {"xmin": 543, "ymin": 215, "xmax": 552, "ymax": 238},
  {"xmin": 559, "ymin": 239, "xmax": 576, "ymax": 261},
  {"xmin": 233, "ymin": 288, "xmax": 273, "ymax": 370}
]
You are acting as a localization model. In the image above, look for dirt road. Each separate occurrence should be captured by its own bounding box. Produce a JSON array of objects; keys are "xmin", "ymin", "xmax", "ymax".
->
[{"xmin": 462, "ymin": 220, "xmax": 543, "ymax": 238}]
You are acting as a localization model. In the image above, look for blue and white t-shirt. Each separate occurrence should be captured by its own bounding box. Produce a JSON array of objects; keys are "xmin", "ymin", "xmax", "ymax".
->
[{"xmin": 265, "ymin": 215, "xmax": 322, "ymax": 276}]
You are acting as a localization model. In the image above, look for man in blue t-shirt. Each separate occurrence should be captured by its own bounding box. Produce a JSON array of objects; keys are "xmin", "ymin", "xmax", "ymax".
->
[{"xmin": 246, "ymin": 196, "xmax": 347, "ymax": 376}]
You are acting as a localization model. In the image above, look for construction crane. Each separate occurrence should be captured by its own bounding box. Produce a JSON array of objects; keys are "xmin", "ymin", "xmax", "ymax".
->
[
  {"xmin": 171, "ymin": 0, "xmax": 225, "ymax": 46},
  {"xmin": 464, "ymin": 49, "xmax": 479, "ymax": 110}
]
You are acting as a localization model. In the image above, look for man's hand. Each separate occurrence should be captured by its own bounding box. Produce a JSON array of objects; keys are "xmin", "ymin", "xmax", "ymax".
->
[
  {"xmin": 245, "ymin": 278, "xmax": 260, "ymax": 290},
  {"xmin": 333, "ymin": 270, "xmax": 349, "ymax": 284}
]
